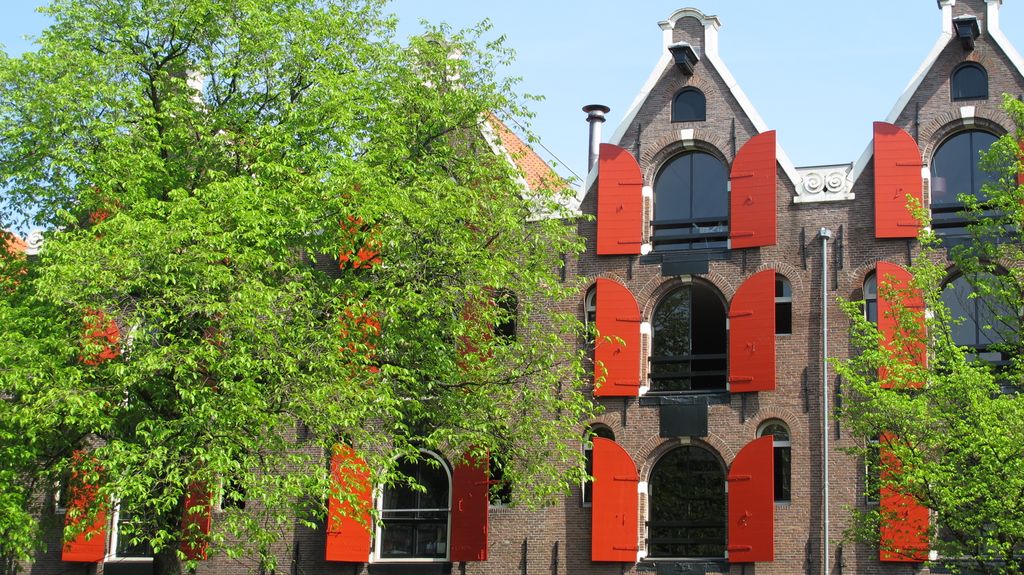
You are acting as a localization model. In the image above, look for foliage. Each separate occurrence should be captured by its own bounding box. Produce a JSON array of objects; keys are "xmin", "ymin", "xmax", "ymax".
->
[
  {"xmin": 0, "ymin": 1, "xmax": 594, "ymax": 572},
  {"xmin": 837, "ymin": 95, "xmax": 1024, "ymax": 574}
]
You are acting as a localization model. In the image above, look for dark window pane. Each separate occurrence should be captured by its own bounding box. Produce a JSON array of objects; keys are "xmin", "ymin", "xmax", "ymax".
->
[
  {"xmin": 380, "ymin": 455, "xmax": 451, "ymax": 559},
  {"xmin": 951, "ymin": 63, "xmax": 988, "ymax": 101},
  {"xmin": 652, "ymin": 152, "xmax": 729, "ymax": 251},
  {"xmin": 672, "ymin": 88, "xmax": 706, "ymax": 122},
  {"xmin": 931, "ymin": 132, "xmax": 973, "ymax": 206},
  {"xmin": 650, "ymin": 284, "xmax": 726, "ymax": 392},
  {"xmin": 647, "ymin": 446, "xmax": 726, "ymax": 558},
  {"xmin": 691, "ymin": 153, "xmax": 729, "ymax": 219},
  {"xmin": 654, "ymin": 155, "xmax": 694, "ymax": 222},
  {"xmin": 652, "ymin": 287, "xmax": 692, "ymax": 358},
  {"xmin": 864, "ymin": 273, "xmax": 878, "ymax": 324},
  {"xmin": 774, "ymin": 446, "xmax": 791, "ymax": 501}
]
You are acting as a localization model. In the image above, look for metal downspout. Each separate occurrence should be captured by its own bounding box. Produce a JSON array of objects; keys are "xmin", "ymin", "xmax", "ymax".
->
[{"xmin": 819, "ymin": 227, "xmax": 833, "ymax": 575}]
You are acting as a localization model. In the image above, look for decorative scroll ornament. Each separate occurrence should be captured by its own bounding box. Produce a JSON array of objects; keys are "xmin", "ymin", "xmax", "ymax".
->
[
  {"xmin": 25, "ymin": 230, "xmax": 44, "ymax": 255},
  {"xmin": 794, "ymin": 164, "xmax": 854, "ymax": 203}
]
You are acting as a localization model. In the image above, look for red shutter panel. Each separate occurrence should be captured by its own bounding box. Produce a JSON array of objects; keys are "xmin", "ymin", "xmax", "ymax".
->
[
  {"xmin": 594, "ymin": 278, "xmax": 642, "ymax": 397},
  {"xmin": 879, "ymin": 434, "xmax": 929, "ymax": 562},
  {"xmin": 873, "ymin": 122, "xmax": 923, "ymax": 238},
  {"xmin": 326, "ymin": 445, "xmax": 372, "ymax": 562},
  {"xmin": 596, "ymin": 144, "xmax": 643, "ymax": 255},
  {"xmin": 339, "ymin": 216, "xmax": 381, "ymax": 270},
  {"xmin": 728, "ymin": 270, "xmax": 776, "ymax": 393},
  {"xmin": 180, "ymin": 482, "xmax": 212, "ymax": 560},
  {"xmin": 62, "ymin": 454, "xmax": 107, "ymax": 563},
  {"xmin": 728, "ymin": 436, "xmax": 774, "ymax": 563},
  {"xmin": 591, "ymin": 438, "xmax": 639, "ymax": 562},
  {"xmin": 450, "ymin": 453, "xmax": 489, "ymax": 562},
  {"xmin": 81, "ymin": 310, "xmax": 120, "ymax": 365},
  {"xmin": 730, "ymin": 131, "xmax": 777, "ymax": 249},
  {"xmin": 876, "ymin": 262, "xmax": 926, "ymax": 389}
]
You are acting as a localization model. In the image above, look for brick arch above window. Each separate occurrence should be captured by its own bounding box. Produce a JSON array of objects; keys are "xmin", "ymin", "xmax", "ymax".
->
[
  {"xmin": 636, "ymin": 432, "xmax": 735, "ymax": 479},
  {"xmin": 639, "ymin": 275, "xmax": 730, "ymax": 322},
  {"xmin": 918, "ymin": 113, "xmax": 1009, "ymax": 162},
  {"xmin": 641, "ymin": 133, "xmax": 733, "ymax": 181}
]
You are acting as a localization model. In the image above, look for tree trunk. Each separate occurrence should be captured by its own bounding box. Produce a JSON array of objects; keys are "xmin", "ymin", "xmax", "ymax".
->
[{"xmin": 153, "ymin": 544, "xmax": 184, "ymax": 575}]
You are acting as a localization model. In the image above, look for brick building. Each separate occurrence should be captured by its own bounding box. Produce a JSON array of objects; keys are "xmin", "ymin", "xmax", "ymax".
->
[{"xmin": 35, "ymin": 1, "xmax": 1024, "ymax": 574}]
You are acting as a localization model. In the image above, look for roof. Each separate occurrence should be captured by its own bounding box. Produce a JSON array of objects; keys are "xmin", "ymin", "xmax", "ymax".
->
[
  {"xmin": 3, "ymin": 231, "xmax": 27, "ymax": 254},
  {"xmin": 850, "ymin": 0, "xmax": 1024, "ymax": 183},
  {"xmin": 484, "ymin": 113, "xmax": 566, "ymax": 194}
]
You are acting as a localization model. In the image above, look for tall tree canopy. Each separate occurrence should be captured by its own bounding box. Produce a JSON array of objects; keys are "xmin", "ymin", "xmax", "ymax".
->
[
  {"xmin": 839, "ymin": 96, "xmax": 1024, "ymax": 574},
  {"xmin": 0, "ymin": 1, "xmax": 592, "ymax": 572}
]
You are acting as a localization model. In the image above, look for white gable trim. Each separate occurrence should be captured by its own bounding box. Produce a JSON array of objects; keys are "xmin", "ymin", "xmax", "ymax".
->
[{"xmin": 606, "ymin": 9, "xmax": 799, "ymax": 190}]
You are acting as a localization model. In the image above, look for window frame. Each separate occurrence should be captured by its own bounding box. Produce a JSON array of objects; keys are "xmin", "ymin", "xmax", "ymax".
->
[
  {"xmin": 775, "ymin": 276, "xmax": 793, "ymax": 335},
  {"xmin": 864, "ymin": 272, "xmax": 878, "ymax": 324},
  {"xmin": 950, "ymin": 62, "xmax": 988, "ymax": 102},
  {"xmin": 645, "ymin": 444, "xmax": 727, "ymax": 560},
  {"xmin": 582, "ymin": 424, "xmax": 615, "ymax": 507},
  {"xmin": 373, "ymin": 450, "xmax": 453, "ymax": 563},
  {"xmin": 757, "ymin": 420, "xmax": 792, "ymax": 503},
  {"xmin": 940, "ymin": 271, "xmax": 1015, "ymax": 366},
  {"xmin": 648, "ymin": 282, "xmax": 728, "ymax": 394},
  {"xmin": 651, "ymin": 151, "xmax": 730, "ymax": 252},
  {"xmin": 105, "ymin": 503, "xmax": 155, "ymax": 566},
  {"xmin": 929, "ymin": 129, "xmax": 999, "ymax": 238},
  {"xmin": 671, "ymin": 87, "xmax": 707, "ymax": 122}
]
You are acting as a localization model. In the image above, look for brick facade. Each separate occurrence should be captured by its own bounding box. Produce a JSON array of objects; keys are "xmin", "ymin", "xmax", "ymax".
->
[{"xmin": 23, "ymin": 2, "xmax": 1024, "ymax": 574}]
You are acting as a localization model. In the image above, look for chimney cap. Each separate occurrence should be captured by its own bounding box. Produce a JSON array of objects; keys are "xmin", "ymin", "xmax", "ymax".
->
[{"xmin": 583, "ymin": 104, "xmax": 610, "ymax": 121}]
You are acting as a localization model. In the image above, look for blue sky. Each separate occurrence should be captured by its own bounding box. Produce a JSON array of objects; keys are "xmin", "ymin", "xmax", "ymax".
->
[{"xmin": 5, "ymin": 1, "xmax": 1024, "ymax": 183}]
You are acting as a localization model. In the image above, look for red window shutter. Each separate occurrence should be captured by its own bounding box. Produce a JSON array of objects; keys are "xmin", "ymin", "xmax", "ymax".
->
[
  {"xmin": 730, "ymin": 131, "xmax": 777, "ymax": 249},
  {"xmin": 727, "ymin": 436, "xmax": 774, "ymax": 563},
  {"xmin": 594, "ymin": 278, "xmax": 641, "ymax": 397},
  {"xmin": 81, "ymin": 310, "xmax": 120, "ymax": 366},
  {"xmin": 180, "ymin": 482, "xmax": 212, "ymax": 560},
  {"xmin": 325, "ymin": 445, "xmax": 372, "ymax": 562},
  {"xmin": 873, "ymin": 122, "xmax": 923, "ymax": 238},
  {"xmin": 339, "ymin": 216, "xmax": 381, "ymax": 270},
  {"xmin": 450, "ymin": 453, "xmax": 489, "ymax": 562},
  {"xmin": 62, "ymin": 454, "xmax": 107, "ymax": 563},
  {"xmin": 596, "ymin": 144, "xmax": 643, "ymax": 255},
  {"xmin": 728, "ymin": 270, "xmax": 776, "ymax": 393},
  {"xmin": 876, "ymin": 262, "xmax": 926, "ymax": 389},
  {"xmin": 879, "ymin": 434, "xmax": 929, "ymax": 562},
  {"xmin": 591, "ymin": 437, "xmax": 638, "ymax": 562}
]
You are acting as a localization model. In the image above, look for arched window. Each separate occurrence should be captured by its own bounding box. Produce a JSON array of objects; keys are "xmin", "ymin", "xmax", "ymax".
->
[
  {"xmin": 672, "ymin": 87, "xmax": 706, "ymax": 122},
  {"xmin": 377, "ymin": 452, "xmax": 451, "ymax": 560},
  {"xmin": 941, "ymin": 272, "xmax": 1015, "ymax": 364},
  {"xmin": 864, "ymin": 272, "xmax": 878, "ymax": 324},
  {"xmin": 582, "ymin": 424, "xmax": 615, "ymax": 505},
  {"xmin": 930, "ymin": 130, "xmax": 998, "ymax": 237},
  {"xmin": 775, "ymin": 276, "xmax": 792, "ymax": 334},
  {"xmin": 758, "ymin": 420, "xmax": 792, "ymax": 502},
  {"xmin": 951, "ymin": 62, "xmax": 988, "ymax": 101},
  {"xmin": 649, "ymin": 283, "xmax": 727, "ymax": 392},
  {"xmin": 647, "ymin": 445, "xmax": 726, "ymax": 558},
  {"xmin": 652, "ymin": 152, "xmax": 729, "ymax": 251}
]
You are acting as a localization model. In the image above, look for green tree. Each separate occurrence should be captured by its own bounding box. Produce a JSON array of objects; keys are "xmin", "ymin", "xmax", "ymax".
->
[
  {"xmin": 838, "ymin": 95, "xmax": 1024, "ymax": 574},
  {"xmin": 0, "ymin": 1, "xmax": 594, "ymax": 573}
]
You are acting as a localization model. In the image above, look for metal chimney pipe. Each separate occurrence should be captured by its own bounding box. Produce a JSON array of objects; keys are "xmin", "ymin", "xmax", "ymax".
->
[{"xmin": 582, "ymin": 104, "xmax": 610, "ymax": 171}]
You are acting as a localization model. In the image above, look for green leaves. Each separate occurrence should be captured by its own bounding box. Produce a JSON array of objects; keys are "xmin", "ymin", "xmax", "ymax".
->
[{"xmin": 0, "ymin": 0, "xmax": 592, "ymax": 569}]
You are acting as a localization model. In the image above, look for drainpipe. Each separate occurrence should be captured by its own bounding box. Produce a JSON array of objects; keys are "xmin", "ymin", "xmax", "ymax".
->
[
  {"xmin": 582, "ymin": 104, "xmax": 610, "ymax": 171},
  {"xmin": 819, "ymin": 227, "xmax": 833, "ymax": 575}
]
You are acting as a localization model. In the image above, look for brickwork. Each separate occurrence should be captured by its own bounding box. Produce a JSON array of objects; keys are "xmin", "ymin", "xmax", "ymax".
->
[{"xmin": 21, "ymin": 4, "xmax": 1024, "ymax": 575}]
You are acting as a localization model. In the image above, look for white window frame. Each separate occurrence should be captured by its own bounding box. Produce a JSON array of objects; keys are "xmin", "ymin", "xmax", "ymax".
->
[
  {"xmin": 372, "ymin": 450, "xmax": 452, "ymax": 563},
  {"xmin": 757, "ymin": 420, "xmax": 792, "ymax": 503},
  {"xmin": 104, "ymin": 504, "xmax": 154, "ymax": 565}
]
